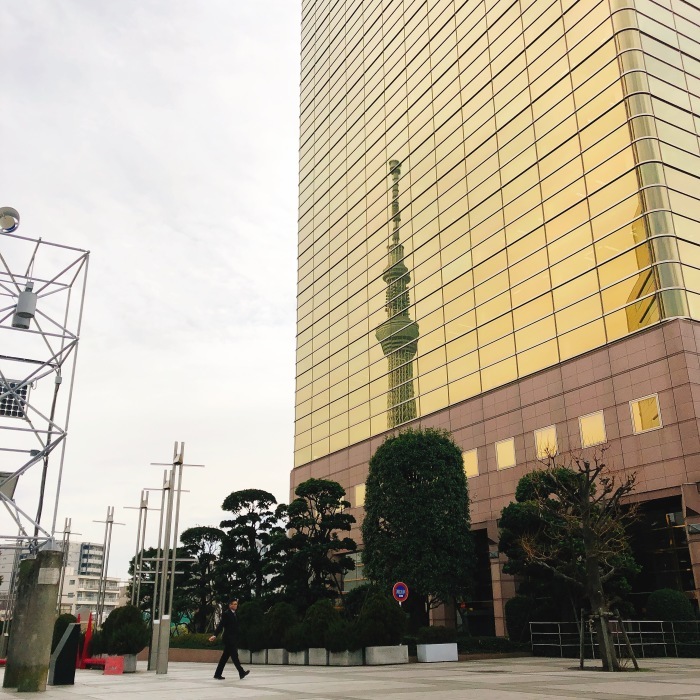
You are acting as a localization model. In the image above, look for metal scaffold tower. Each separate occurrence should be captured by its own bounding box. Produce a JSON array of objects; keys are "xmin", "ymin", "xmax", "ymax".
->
[{"xmin": 0, "ymin": 216, "xmax": 89, "ymax": 565}]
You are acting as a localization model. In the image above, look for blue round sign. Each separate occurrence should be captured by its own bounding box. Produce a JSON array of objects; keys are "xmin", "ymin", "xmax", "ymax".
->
[{"xmin": 392, "ymin": 582, "xmax": 409, "ymax": 602}]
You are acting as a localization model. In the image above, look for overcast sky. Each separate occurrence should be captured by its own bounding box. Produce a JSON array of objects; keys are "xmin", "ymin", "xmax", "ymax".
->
[{"xmin": 0, "ymin": 2, "xmax": 301, "ymax": 578}]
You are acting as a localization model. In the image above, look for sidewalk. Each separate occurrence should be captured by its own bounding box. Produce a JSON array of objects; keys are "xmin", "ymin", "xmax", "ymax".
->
[{"xmin": 3, "ymin": 656, "xmax": 700, "ymax": 699}]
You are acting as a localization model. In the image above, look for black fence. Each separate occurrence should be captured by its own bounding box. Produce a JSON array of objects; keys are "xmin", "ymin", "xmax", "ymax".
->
[{"xmin": 530, "ymin": 620, "xmax": 700, "ymax": 659}]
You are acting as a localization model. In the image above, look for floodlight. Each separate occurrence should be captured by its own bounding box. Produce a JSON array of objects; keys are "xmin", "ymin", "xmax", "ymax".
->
[
  {"xmin": 12, "ymin": 282, "xmax": 37, "ymax": 329},
  {"xmin": 0, "ymin": 207, "xmax": 19, "ymax": 233}
]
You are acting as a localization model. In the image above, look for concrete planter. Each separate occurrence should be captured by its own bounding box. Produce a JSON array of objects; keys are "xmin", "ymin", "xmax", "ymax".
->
[
  {"xmin": 416, "ymin": 642, "xmax": 458, "ymax": 662},
  {"xmin": 364, "ymin": 645, "xmax": 409, "ymax": 665},
  {"xmin": 238, "ymin": 649, "xmax": 251, "ymax": 664},
  {"xmin": 328, "ymin": 649, "xmax": 363, "ymax": 666},
  {"xmin": 287, "ymin": 649, "xmax": 308, "ymax": 665},
  {"xmin": 123, "ymin": 654, "xmax": 138, "ymax": 673},
  {"xmin": 251, "ymin": 649, "xmax": 268, "ymax": 664},
  {"xmin": 308, "ymin": 647, "xmax": 328, "ymax": 665},
  {"xmin": 266, "ymin": 648, "xmax": 288, "ymax": 665}
]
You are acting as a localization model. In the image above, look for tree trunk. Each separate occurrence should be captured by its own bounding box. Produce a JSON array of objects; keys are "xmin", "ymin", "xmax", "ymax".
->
[{"xmin": 583, "ymin": 524, "xmax": 619, "ymax": 672}]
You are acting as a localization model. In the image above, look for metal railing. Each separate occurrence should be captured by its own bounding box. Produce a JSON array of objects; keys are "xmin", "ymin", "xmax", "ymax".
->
[{"xmin": 530, "ymin": 620, "xmax": 700, "ymax": 659}]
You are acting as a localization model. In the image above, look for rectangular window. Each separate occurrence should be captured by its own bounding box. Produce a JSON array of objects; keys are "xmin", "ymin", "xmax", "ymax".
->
[
  {"xmin": 579, "ymin": 411, "xmax": 607, "ymax": 447},
  {"xmin": 354, "ymin": 484, "xmax": 366, "ymax": 508},
  {"xmin": 496, "ymin": 438, "xmax": 516, "ymax": 470},
  {"xmin": 534, "ymin": 425, "xmax": 558, "ymax": 459},
  {"xmin": 630, "ymin": 394, "xmax": 662, "ymax": 434},
  {"xmin": 463, "ymin": 449, "xmax": 479, "ymax": 478}
]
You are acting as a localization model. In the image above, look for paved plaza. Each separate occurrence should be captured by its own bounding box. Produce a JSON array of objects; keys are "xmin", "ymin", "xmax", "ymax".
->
[{"xmin": 2, "ymin": 656, "xmax": 700, "ymax": 699}]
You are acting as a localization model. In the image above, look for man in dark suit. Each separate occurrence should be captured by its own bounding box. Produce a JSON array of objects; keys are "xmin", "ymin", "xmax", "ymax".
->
[{"xmin": 209, "ymin": 599, "xmax": 250, "ymax": 680}]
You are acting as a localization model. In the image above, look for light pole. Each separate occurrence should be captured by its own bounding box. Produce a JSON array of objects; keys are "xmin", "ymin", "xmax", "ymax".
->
[
  {"xmin": 147, "ymin": 442, "xmax": 204, "ymax": 674},
  {"xmin": 93, "ymin": 506, "xmax": 124, "ymax": 625}
]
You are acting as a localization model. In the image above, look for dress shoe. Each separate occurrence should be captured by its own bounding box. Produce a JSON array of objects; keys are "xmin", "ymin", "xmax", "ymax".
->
[
  {"xmin": 213, "ymin": 675, "xmax": 225, "ymax": 680},
  {"xmin": 239, "ymin": 670, "xmax": 250, "ymax": 679}
]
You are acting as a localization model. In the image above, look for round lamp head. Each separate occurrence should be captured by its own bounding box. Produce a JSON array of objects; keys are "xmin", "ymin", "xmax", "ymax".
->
[{"xmin": 0, "ymin": 207, "xmax": 20, "ymax": 233}]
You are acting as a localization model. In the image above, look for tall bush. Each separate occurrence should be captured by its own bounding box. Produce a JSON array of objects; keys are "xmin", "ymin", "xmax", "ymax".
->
[
  {"xmin": 302, "ymin": 599, "xmax": 341, "ymax": 648},
  {"xmin": 102, "ymin": 605, "xmax": 149, "ymax": 655},
  {"xmin": 355, "ymin": 593, "xmax": 406, "ymax": 647},
  {"xmin": 51, "ymin": 613, "xmax": 77, "ymax": 653},
  {"xmin": 505, "ymin": 595, "xmax": 533, "ymax": 643},
  {"xmin": 646, "ymin": 588, "xmax": 696, "ymax": 621},
  {"xmin": 237, "ymin": 600, "xmax": 266, "ymax": 651},
  {"xmin": 265, "ymin": 602, "xmax": 298, "ymax": 648},
  {"xmin": 325, "ymin": 619, "xmax": 361, "ymax": 651}
]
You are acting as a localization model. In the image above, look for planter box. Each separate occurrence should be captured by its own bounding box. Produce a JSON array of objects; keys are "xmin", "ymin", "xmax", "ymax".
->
[
  {"xmin": 308, "ymin": 647, "xmax": 328, "ymax": 665},
  {"xmin": 364, "ymin": 645, "xmax": 409, "ymax": 665},
  {"xmin": 251, "ymin": 650, "xmax": 268, "ymax": 664},
  {"xmin": 288, "ymin": 650, "xmax": 308, "ymax": 665},
  {"xmin": 238, "ymin": 649, "xmax": 251, "ymax": 664},
  {"xmin": 123, "ymin": 654, "xmax": 138, "ymax": 673},
  {"xmin": 266, "ymin": 648, "xmax": 288, "ymax": 665},
  {"xmin": 416, "ymin": 642, "xmax": 458, "ymax": 663},
  {"xmin": 328, "ymin": 649, "xmax": 363, "ymax": 666}
]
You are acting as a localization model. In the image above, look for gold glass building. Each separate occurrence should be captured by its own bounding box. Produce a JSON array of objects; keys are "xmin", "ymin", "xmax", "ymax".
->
[{"xmin": 293, "ymin": 0, "xmax": 700, "ymax": 632}]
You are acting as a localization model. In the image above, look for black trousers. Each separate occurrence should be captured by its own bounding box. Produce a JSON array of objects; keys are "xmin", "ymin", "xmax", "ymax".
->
[{"xmin": 215, "ymin": 643, "xmax": 244, "ymax": 678}]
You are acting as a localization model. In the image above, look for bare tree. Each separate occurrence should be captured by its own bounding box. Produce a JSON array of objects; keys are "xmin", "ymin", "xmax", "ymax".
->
[{"xmin": 501, "ymin": 449, "xmax": 638, "ymax": 671}]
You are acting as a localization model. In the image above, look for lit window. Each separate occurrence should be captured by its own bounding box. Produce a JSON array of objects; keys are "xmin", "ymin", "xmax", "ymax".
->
[
  {"xmin": 630, "ymin": 395, "xmax": 661, "ymax": 433},
  {"xmin": 463, "ymin": 449, "xmax": 479, "ymax": 478},
  {"xmin": 579, "ymin": 411, "xmax": 607, "ymax": 447},
  {"xmin": 496, "ymin": 438, "xmax": 516, "ymax": 470},
  {"xmin": 534, "ymin": 426, "xmax": 558, "ymax": 460},
  {"xmin": 355, "ymin": 484, "xmax": 365, "ymax": 508}
]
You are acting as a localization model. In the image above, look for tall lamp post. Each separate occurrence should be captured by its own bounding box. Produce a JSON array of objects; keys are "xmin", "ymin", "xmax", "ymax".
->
[{"xmin": 94, "ymin": 506, "xmax": 124, "ymax": 625}]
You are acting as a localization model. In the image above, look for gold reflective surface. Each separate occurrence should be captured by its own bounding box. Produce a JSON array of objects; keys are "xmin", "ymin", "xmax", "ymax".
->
[{"xmin": 295, "ymin": 0, "xmax": 700, "ymax": 467}]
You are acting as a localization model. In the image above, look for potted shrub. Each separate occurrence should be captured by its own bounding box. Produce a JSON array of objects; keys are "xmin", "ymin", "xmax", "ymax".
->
[
  {"xmin": 326, "ymin": 619, "xmax": 363, "ymax": 666},
  {"xmin": 265, "ymin": 602, "xmax": 298, "ymax": 665},
  {"xmin": 284, "ymin": 622, "xmax": 308, "ymax": 665},
  {"xmin": 303, "ymin": 599, "xmax": 340, "ymax": 665},
  {"xmin": 102, "ymin": 605, "xmax": 149, "ymax": 673},
  {"xmin": 238, "ymin": 600, "xmax": 267, "ymax": 664},
  {"xmin": 416, "ymin": 625, "xmax": 458, "ymax": 662},
  {"xmin": 356, "ymin": 593, "xmax": 407, "ymax": 665}
]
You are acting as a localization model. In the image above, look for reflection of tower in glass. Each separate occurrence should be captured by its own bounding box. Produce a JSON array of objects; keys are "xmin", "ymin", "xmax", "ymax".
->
[{"xmin": 376, "ymin": 160, "xmax": 419, "ymax": 428}]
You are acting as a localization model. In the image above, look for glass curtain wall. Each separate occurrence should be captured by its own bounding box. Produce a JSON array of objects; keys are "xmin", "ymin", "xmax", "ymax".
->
[{"xmin": 295, "ymin": 0, "xmax": 700, "ymax": 468}]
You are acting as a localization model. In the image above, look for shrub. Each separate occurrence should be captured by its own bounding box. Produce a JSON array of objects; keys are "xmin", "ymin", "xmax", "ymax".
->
[
  {"xmin": 325, "ymin": 619, "xmax": 361, "ymax": 652},
  {"xmin": 355, "ymin": 593, "xmax": 406, "ymax": 647},
  {"xmin": 646, "ymin": 588, "xmax": 696, "ymax": 621},
  {"xmin": 416, "ymin": 625, "xmax": 457, "ymax": 644},
  {"xmin": 237, "ymin": 600, "xmax": 266, "ymax": 650},
  {"xmin": 52, "ymin": 613, "xmax": 77, "ymax": 653},
  {"xmin": 303, "ymin": 599, "xmax": 341, "ymax": 648},
  {"xmin": 88, "ymin": 629, "xmax": 105, "ymax": 656},
  {"xmin": 265, "ymin": 602, "xmax": 299, "ymax": 649},
  {"xmin": 102, "ymin": 605, "xmax": 149, "ymax": 655},
  {"xmin": 505, "ymin": 595, "xmax": 534, "ymax": 643},
  {"xmin": 170, "ymin": 633, "xmax": 222, "ymax": 649},
  {"xmin": 342, "ymin": 583, "xmax": 380, "ymax": 620},
  {"xmin": 284, "ymin": 622, "xmax": 307, "ymax": 652}
]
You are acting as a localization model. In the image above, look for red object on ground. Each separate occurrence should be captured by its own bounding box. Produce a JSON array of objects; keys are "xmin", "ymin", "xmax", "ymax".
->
[
  {"xmin": 0, "ymin": 658, "xmax": 6, "ymax": 666},
  {"xmin": 103, "ymin": 656, "xmax": 124, "ymax": 675},
  {"xmin": 78, "ymin": 612, "xmax": 94, "ymax": 669}
]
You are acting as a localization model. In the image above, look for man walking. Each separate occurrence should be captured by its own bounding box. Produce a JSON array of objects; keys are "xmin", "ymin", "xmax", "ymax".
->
[{"xmin": 209, "ymin": 599, "xmax": 250, "ymax": 680}]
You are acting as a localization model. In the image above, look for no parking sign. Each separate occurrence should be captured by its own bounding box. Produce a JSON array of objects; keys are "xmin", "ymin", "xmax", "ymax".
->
[{"xmin": 392, "ymin": 581, "xmax": 409, "ymax": 605}]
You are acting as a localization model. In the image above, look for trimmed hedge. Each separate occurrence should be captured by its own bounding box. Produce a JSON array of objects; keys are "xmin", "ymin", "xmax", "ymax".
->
[
  {"xmin": 416, "ymin": 625, "xmax": 457, "ymax": 644},
  {"xmin": 646, "ymin": 589, "xmax": 696, "ymax": 622}
]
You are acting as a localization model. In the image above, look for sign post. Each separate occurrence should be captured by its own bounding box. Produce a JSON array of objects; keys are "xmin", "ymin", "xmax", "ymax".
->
[{"xmin": 392, "ymin": 581, "xmax": 409, "ymax": 606}]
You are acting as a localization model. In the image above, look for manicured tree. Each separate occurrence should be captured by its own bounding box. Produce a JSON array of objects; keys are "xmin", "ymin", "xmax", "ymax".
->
[
  {"xmin": 498, "ymin": 452, "xmax": 639, "ymax": 672},
  {"xmin": 178, "ymin": 526, "xmax": 224, "ymax": 632},
  {"xmin": 646, "ymin": 588, "xmax": 696, "ymax": 621},
  {"xmin": 362, "ymin": 428, "xmax": 476, "ymax": 627},
  {"xmin": 217, "ymin": 489, "xmax": 287, "ymax": 604},
  {"xmin": 280, "ymin": 478, "xmax": 357, "ymax": 610}
]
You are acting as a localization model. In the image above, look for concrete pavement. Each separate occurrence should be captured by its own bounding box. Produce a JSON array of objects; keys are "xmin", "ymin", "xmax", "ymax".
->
[{"xmin": 2, "ymin": 656, "xmax": 700, "ymax": 699}]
